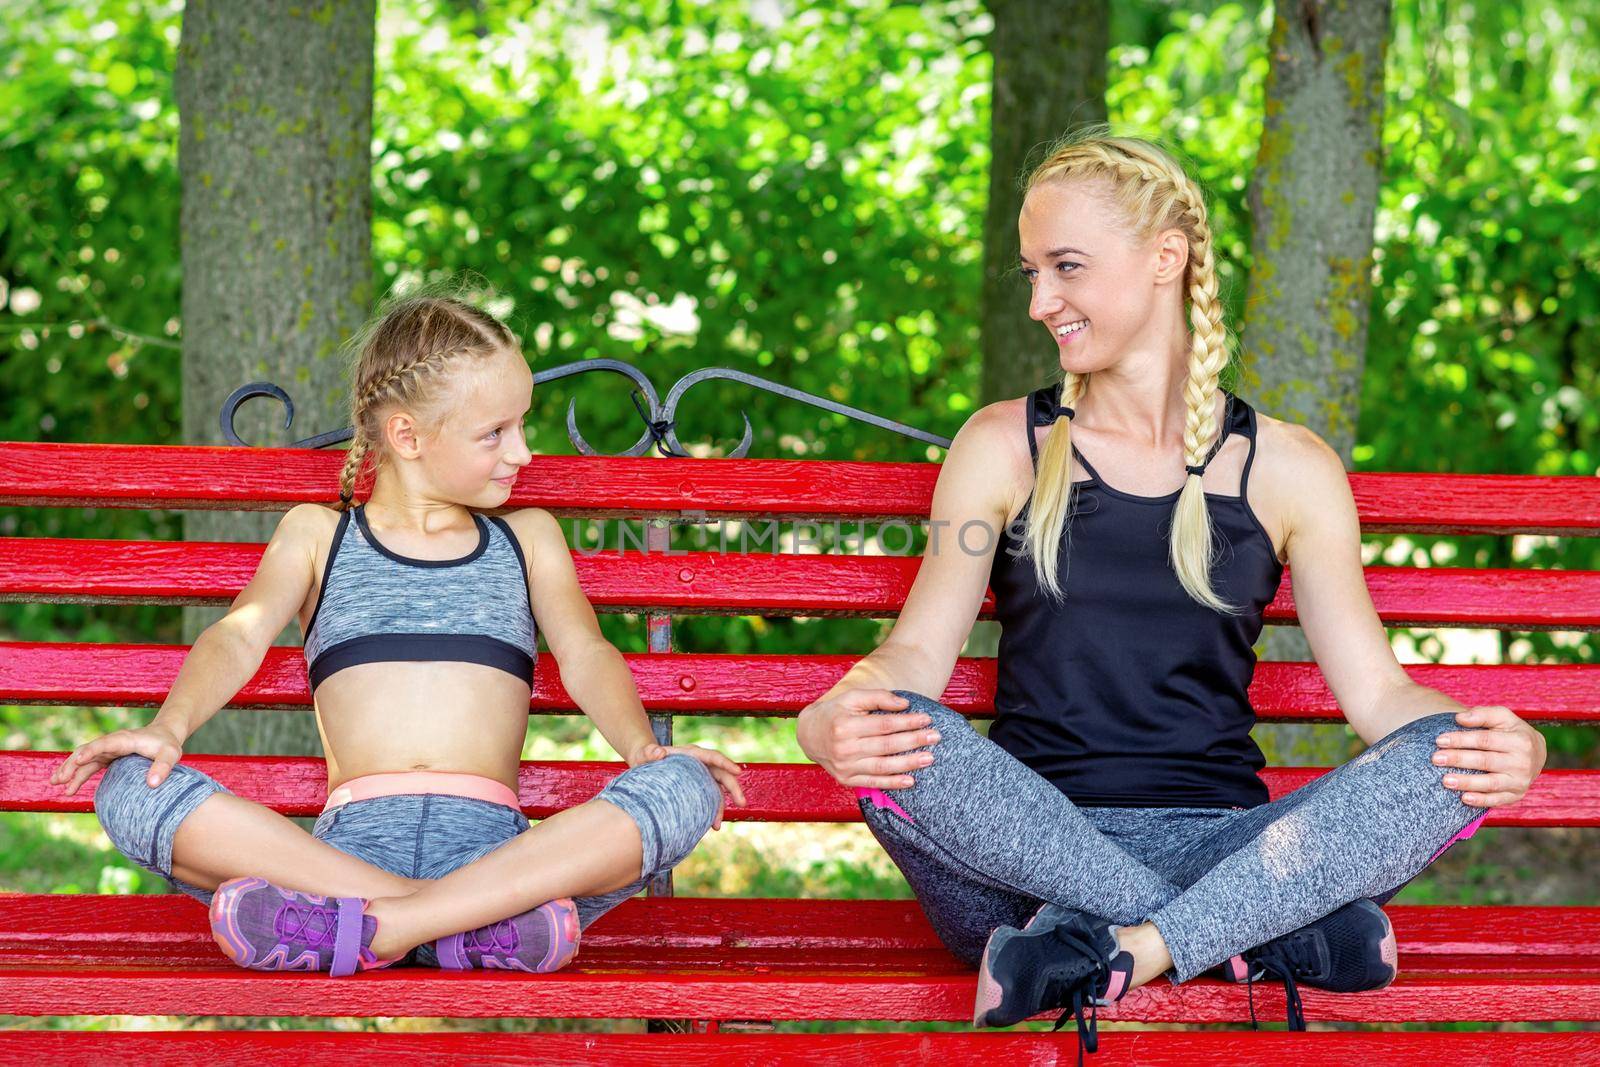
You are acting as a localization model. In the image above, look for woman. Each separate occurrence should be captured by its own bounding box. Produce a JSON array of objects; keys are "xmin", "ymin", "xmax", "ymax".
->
[{"xmin": 796, "ymin": 134, "xmax": 1544, "ymax": 1046}]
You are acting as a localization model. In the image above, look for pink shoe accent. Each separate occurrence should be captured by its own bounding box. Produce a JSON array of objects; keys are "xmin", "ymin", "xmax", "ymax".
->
[
  {"xmin": 538, "ymin": 897, "xmax": 582, "ymax": 971},
  {"xmin": 1099, "ymin": 958, "xmax": 1131, "ymax": 1003},
  {"xmin": 854, "ymin": 786, "xmax": 914, "ymax": 823},
  {"xmin": 1427, "ymin": 810, "xmax": 1489, "ymax": 864},
  {"xmin": 1379, "ymin": 924, "xmax": 1398, "ymax": 973}
]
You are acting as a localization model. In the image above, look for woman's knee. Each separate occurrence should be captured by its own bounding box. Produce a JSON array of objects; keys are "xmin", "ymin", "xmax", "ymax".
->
[
  {"xmin": 603, "ymin": 753, "xmax": 722, "ymax": 873},
  {"xmin": 884, "ymin": 690, "xmax": 965, "ymax": 726},
  {"xmin": 1349, "ymin": 712, "xmax": 1492, "ymax": 836},
  {"xmin": 93, "ymin": 755, "xmax": 156, "ymax": 850},
  {"xmin": 863, "ymin": 690, "xmax": 972, "ymax": 755},
  {"xmin": 1367, "ymin": 712, "xmax": 1490, "ymax": 779}
]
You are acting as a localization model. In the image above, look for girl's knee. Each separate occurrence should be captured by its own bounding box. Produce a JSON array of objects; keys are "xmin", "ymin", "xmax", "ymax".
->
[
  {"xmin": 93, "ymin": 755, "xmax": 225, "ymax": 864},
  {"xmin": 606, "ymin": 754, "xmax": 721, "ymax": 873},
  {"xmin": 93, "ymin": 755, "xmax": 156, "ymax": 846},
  {"xmin": 662, "ymin": 753, "xmax": 722, "ymax": 840}
]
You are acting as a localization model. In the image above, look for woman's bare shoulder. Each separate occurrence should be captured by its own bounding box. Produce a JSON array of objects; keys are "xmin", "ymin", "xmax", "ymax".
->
[
  {"xmin": 1251, "ymin": 409, "xmax": 1346, "ymax": 479},
  {"xmin": 1248, "ymin": 409, "xmax": 1354, "ymax": 554},
  {"xmin": 941, "ymin": 395, "xmax": 1038, "ymax": 525}
]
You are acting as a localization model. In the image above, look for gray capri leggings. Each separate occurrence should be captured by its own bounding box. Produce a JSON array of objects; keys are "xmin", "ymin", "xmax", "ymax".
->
[
  {"xmin": 858, "ymin": 691, "xmax": 1491, "ymax": 982},
  {"xmin": 93, "ymin": 751, "xmax": 722, "ymax": 967}
]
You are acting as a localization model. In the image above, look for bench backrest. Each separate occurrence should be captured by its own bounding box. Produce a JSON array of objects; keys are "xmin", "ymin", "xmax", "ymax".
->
[{"xmin": 2, "ymin": 440, "xmax": 1598, "ymax": 831}]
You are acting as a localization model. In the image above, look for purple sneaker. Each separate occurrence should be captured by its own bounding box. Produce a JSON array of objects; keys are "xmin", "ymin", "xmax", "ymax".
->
[
  {"xmin": 209, "ymin": 876, "xmax": 402, "ymax": 977},
  {"xmin": 434, "ymin": 897, "xmax": 581, "ymax": 973}
]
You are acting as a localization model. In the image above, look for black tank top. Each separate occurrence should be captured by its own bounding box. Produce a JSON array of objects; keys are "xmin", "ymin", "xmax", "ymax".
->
[{"xmin": 986, "ymin": 384, "xmax": 1283, "ymax": 809}]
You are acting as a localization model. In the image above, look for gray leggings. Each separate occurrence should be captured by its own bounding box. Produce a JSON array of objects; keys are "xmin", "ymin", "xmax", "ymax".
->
[
  {"xmin": 93, "ymin": 752, "xmax": 722, "ymax": 966},
  {"xmin": 858, "ymin": 691, "xmax": 1491, "ymax": 982}
]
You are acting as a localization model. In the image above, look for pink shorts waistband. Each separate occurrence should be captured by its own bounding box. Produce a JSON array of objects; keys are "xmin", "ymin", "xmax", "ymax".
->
[{"xmin": 323, "ymin": 770, "xmax": 521, "ymax": 815}]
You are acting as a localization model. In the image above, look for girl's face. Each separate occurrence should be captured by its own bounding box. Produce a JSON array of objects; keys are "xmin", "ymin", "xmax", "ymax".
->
[
  {"xmin": 1018, "ymin": 179, "xmax": 1187, "ymax": 375},
  {"xmin": 412, "ymin": 348, "xmax": 535, "ymax": 506}
]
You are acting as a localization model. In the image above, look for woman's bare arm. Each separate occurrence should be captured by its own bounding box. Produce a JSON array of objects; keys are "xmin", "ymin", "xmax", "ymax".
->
[{"xmin": 797, "ymin": 399, "xmax": 1031, "ymax": 788}]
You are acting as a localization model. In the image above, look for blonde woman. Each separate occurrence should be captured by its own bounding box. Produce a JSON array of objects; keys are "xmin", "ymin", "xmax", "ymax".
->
[{"xmin": 796, "ymin": 134, "xmax": 1544, "ymax": 1046}]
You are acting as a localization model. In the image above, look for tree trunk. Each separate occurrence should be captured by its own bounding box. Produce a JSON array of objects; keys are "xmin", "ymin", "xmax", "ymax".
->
[
  {"xmin": 176, "ymin": 0, "xmax": 375, "ymax": 758},
  {"xmin": 1240, "ymin": 0, "xmax": 1391, "ymax": 766},
  {"xmin": 979, "ymin": 0, "xmax": 1109, "ymax": 405}
]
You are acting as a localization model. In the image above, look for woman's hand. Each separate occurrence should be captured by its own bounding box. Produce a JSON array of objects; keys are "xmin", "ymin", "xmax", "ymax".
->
[
  {"xmin": 797, "ymin": 688, "xmax": 941, "ymax": 791},
  {"xmin": 627, "ymin": 741, "xmax": 746, "ymax": 829},
  {"xmin": 1433, "ymin": 705, "xmax": 1547, "ymax": 808},
  {"xmin": 50, "ymin": 724, "xmax": 187, "ymax": 796}
]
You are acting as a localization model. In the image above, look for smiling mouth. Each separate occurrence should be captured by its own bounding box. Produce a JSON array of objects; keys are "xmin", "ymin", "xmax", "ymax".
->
[{"xmin": 1054, "ymin": 319, "xmax": 1088, "ymax": 338}]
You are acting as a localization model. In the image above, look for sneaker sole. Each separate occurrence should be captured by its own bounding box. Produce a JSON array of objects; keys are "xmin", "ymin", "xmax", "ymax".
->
[
  {"xmin": 546, "ymin": 897, "xmax": 581, "ymax": 970},
  {"xmin": 1374, "ymin": 905, "xmax": 1398, "ymax": 989},
  {"xmin": 972, "ymin": 923, "xmax": 1021, "ymax": 1028},
  {"xmin": 529, "ymin": 897, "xmax": 581, "ymax": 972},
  {"xmin": 211, "ymin": 875, "xmax": 333, "ymax": 970}
]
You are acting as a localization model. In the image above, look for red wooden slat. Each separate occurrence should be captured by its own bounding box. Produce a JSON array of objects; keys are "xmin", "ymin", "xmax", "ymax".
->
[
  {"xmin": 3, "ymin": 441, "xmax": 1598, "ymax": 534},
  {"xmin": 3, "ymin": 896, "xmax": 1592, "ymax": 960},
  {"xmin": 6, "ymin": 751, "xmax": 1594, "ymax": 825},
  {"xmin": 0, "ymin": 965, "xmax": 1594, "ymax": 1022},
  {"xmin": 3, "ymin": 1031, "xmax": 1598, "ymax": 1064},
  {"xmin": 0, "ymin": 442, "xmax": 937, "ymax": 519},
  {"xmin": 7, "ymin": 538, "xmax": 1600, "ymax": 630},
  {"xmin": 4, "ymin": 642, "xmax": 1599, "ymax": 723}
]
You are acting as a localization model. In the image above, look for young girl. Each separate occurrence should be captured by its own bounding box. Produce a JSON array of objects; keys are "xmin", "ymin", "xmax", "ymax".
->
[
  {"xmin": 797, "ymin": 133, "xmax": 1545, "ymax": 1044},
  {"xmin": 53, "ymin": 294, "xmax": 745, "ymax": 977}
]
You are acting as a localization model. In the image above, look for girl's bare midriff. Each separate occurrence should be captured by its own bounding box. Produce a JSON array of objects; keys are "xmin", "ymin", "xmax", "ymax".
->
[{"xmin": 296, "ymin": 505, "xmax": 532, "ymax": 794}]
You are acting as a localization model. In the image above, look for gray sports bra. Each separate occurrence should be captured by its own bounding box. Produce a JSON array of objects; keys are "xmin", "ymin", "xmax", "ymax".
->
[{"xmin": 302, "ymin": 505, "xmax": 537, "ymax": 691}]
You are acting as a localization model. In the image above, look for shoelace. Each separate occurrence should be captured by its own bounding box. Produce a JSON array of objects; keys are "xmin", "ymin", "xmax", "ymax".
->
[
  {"xmin": 463, "ymin": 919, "xmax": 521, "ymax": 956},
  {"xmin": 1242, "ymin": 930, "xmax": 1318, "ymax": 1032},
  {"xmin": 1039, "ymin": 926, "xmax": 1116, "ymax": 1067},
  {"xmin": 273, "ymin": 903, "xmax": 339, "ymax": 949}
]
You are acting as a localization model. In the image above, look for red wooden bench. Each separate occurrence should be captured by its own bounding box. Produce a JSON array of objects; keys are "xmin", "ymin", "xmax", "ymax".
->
[{"xmin": 2, "ymin": 438, "xmax": 1598, "ymax": 1059}]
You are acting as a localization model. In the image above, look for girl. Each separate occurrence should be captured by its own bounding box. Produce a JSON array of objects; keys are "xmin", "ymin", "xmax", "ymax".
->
[
  {"xmin": 796, "ymin": 134, "xmax": 1545, "ymax": 1045},
  {"xmin": 54, "ymin": 294, "xmax": 745, "ymax": 977}
]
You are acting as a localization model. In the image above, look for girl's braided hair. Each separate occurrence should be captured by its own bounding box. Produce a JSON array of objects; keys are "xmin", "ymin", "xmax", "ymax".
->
[{"xmin": 336, "ymin": 294, "xmax": 520, "ymax": 510}]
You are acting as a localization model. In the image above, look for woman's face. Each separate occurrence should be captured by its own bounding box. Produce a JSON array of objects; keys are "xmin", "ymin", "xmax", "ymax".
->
[{"xmin": 1018, "ymin": 179, "xmax": 1185, "ymax": 375}]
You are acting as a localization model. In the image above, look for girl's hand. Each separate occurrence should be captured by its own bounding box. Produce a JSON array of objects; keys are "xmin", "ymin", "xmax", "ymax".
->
[
  {"xmin": 1433, "ymin": 705, "xmax": 1547, "ymax": 808},
  {"xmin": 797, "ymin": 688, "xmax": 939, "ymax": 791},
  {"xmin": 50, "ymin": 724, "xmax": 186, "ymax": 797},
  {"xmin": 627, "ymin": 741, "xmax": 745, "ymax": 829}
]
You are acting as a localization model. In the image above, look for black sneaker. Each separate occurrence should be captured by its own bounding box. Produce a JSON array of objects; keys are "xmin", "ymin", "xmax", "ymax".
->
[
  {"xmin": 1220, "ymin": 898, "xmax": 1398, "ymax": 1030},
  {"xmin": 973, "ymin": 904, "xmax": 1135, "ymax": 1060}
]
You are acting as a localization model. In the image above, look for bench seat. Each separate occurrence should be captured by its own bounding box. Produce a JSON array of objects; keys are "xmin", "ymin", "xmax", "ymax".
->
[
  {"xmin": 1, "ymin": 895, "xmax": 1597, "ymax": 1023},
  {"xmin": 3, "ymin": 1030, "xmax": 1598, "ymax": 1064}
]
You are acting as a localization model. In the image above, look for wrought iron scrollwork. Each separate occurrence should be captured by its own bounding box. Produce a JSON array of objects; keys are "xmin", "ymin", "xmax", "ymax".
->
[{"xmin": 220, "ymin": 360, "xmax": 952, "ymax": 455}]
